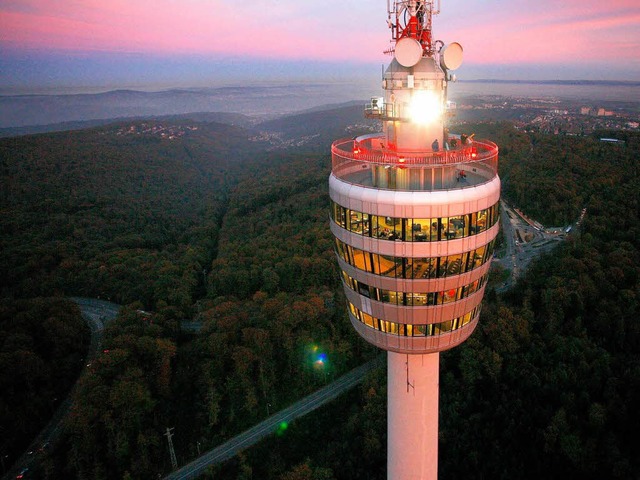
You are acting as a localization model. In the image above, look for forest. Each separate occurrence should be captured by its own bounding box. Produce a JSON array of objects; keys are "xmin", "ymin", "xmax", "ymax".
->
[{"xmin": 0, "ymin": 109, "xmax": 638, "ymax": 479}]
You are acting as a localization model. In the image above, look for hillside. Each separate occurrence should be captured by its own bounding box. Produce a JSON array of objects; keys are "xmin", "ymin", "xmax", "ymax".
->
[
  {"xmin": 1, "ymin": 109, "xmax": 638, "ymax": 479},
  {"xmin": 254, "ymin": 104, "xmax": 377, "ymax": 152},
  {"xmin": 0, "ymin": 118, "xmax": 266, "ymax": 308}
]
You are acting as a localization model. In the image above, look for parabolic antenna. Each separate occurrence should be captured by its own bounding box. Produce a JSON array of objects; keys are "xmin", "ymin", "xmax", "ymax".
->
[
  {"xmin": 440, "ymin": 42, "xmax": 463, "ymax": 70},
  {"xmin": 395, "ymin": 37, "xmax": 423, "ymax": 67}
]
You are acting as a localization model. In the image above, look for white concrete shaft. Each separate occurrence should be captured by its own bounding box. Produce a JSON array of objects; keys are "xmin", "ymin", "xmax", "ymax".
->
[{"xmin": 388, "ymin": 351, "xmax": 439, "ymax": 480}]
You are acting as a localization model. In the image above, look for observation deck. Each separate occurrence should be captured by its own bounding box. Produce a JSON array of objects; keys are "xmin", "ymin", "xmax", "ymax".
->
[{"xmin": 331, "ymin": 134, "xmax": 498, "ymax": 192}]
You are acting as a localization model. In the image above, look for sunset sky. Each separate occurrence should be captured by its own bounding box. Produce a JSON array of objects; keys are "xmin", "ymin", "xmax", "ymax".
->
[{"xmin": 1, "ymin": 0, "xmax": 639, "ymax": 91}]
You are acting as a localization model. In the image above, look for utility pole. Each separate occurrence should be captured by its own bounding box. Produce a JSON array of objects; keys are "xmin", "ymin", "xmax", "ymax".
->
[{"xmin": 164, "ymin": 427, "xmax": 178, "ymax": 470}]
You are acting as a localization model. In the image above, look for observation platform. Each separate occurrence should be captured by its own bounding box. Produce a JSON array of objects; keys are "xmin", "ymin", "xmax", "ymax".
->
[{"xmin": 331, "ymin": 134, "xmax": 498, "ymax": 192}]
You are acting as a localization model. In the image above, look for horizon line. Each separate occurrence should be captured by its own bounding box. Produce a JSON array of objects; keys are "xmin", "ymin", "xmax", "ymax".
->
[{"xmin": 2, "ymin": 78, "xmax": 640, "ymax": 97}]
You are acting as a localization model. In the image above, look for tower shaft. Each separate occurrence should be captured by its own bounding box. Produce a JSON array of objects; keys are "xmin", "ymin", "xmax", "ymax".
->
[{"xmin": 388, "ymin": 351, "xmax": 439, "ymax": 480}]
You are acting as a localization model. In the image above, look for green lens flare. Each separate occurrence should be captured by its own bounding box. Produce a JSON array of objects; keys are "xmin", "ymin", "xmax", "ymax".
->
[{"xmin": 276, "ymin": 421, "xmax": 289, "ymax": 436}]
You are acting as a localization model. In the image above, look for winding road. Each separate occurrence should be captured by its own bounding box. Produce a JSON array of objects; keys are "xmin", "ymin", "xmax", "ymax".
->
[{"xmin": 1, "ymin": 298, "xmax": 120, "ymax": 480}]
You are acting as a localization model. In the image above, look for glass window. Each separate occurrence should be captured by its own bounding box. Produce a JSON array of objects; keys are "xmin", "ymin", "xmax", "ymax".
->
[
  {"xmin": 388, "ymin": 291, "xmax": 402, "ymax": 306},
  {"xmin": 410, "ymin": 257, "xmax": 432, "ymax": 279},
  {"xmin": 333, "ymin": 202, "xmax": 498, "ymax": 241},
  {"xmin": 469, "ymin": 211, "xmax": 478, "ymax": 234},
  {"xmin": 349, "ymin": 211, "xmax": 363, "ymax": 234},
  {"xmin": 341, "ymin": 269, "xmax": 488, "ymax": 309},
  {"xmin": 389, "ymin": 216, "xmax": 402, "ymax": 240},
  {"xmin": 472, "ymin": 244, "xmax": 486, "ymax": 269},
  {"xmin": 448, "ymin": 215, "xmax": 467, "ymax": 238},
  {"xmin": 380, "ymin": 255, "xmax": 401, "ymax": 277},
  {"xmin": 447, "ymin": 253, "xmax": 463, "ymax": 276},
  {"xmin": 405, "ymin": 218, "xmax": 415, "ymax": 242},
  {"xmin": 363, "ymin": 213, "xmax": 371, "ymax": 236},
  {"xmin": 477, "ymin": 209, "xmax": 488, "ymax": 232},
  {"xmin": 443, "ymin": 288, "xmax": 459, "ymax": 304},
  {"xmin": 437, "ymin": 257, "xmax": 449, "ymax": 278},
  {"xmin": 362, "ymin": 312, "xmax": 374, "ymax": 327},
  {"xmin": 375, "ymin": 215, "xmax": 401, "ymax": 240},
  {"xmin": 482, "ymin": 240, "xmax": 494, "ymax": 263},
  {"xmin": 405, "ymin": 258, "xmax": 414, "ymax": 279},
  {"xmin": 370, "ymin": 215, "xmax": 380, "ymax": 238},
  {"xmin": 335, "ymin": 238, "xmax": 494, "ymax": 281},
  {"xmin": 380, "ymin": 289, "xmax": 391, "ymax": 303},
  {"xmin": 334, "ymin": 203, "xmax": 347, "ymax": 229},
  {"xmin": 370, "ymin": 253, "xmax": 380, "ymax": 275},
  {"xmin": 438, "ymin": 320, "xmax": 454, "ymax": 333},
  {"xmin": 408, "ymin": 293, "xmax": 428, "ymax": 306},
  {"xmin": 410, "ymin": 218, "xmax": 431, "ymax": 242},
  {"xmin": 334, "ymin": 238, "xmax": 343, "ymax": 261},
  {"xmin": 490, "ymin": 204, "xmax": 498, "ymax": 226},
  {"xmin": 350, "ymin": 247, "xmax": 367, "ymax": 271},
  {"xmin": 349, "ymin": 303, "xmax": 478, "ymax": 337},
  {"xmin": 387, "ymin": 321, "xmax": 399, "ymax": 335},
  {"xmin": 357, "ymin": 282, "xmax": 371, "ymax": 298}
]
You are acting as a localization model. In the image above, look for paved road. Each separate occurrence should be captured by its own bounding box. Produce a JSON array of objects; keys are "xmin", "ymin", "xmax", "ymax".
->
[
  {"xmin": 164, "ymin": 355, "xmax": 385, "ymax": 480},
  {"xmin": 1, "ymin": 298, "xmax": 120, "ymax": 480},
  {"xmin": 496, "ymin": 200, "xmax": 565, "ymax": 292}
]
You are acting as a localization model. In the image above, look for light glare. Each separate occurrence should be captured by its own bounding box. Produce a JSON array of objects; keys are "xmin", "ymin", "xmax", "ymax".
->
[{"xmin": 409, "ymin": 90, "xmax": 442, "ymax": 125}]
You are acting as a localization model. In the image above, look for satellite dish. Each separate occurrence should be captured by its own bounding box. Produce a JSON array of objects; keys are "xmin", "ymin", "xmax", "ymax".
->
[
  {"xmin": 441, "ymin": 42, "xmax": 463, "ymax": 71},
  {"xmin": 395, "ymin": 37, "xmax": 423, "ymax": 67}
]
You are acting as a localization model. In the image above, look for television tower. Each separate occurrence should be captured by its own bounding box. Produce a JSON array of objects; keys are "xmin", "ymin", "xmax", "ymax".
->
[{"xmin": 328, "ymin": 1, "xmax": 500, "ymax": 478}]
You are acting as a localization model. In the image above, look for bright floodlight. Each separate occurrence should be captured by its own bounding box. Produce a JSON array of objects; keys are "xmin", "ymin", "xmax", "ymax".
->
[{"xmin": 409, "ymin": 90, "xmax": 442, "ymax": 124}]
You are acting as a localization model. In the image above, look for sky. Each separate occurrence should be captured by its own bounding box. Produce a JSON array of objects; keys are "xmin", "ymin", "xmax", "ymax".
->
[{"xmin": 0, "ymin": 0, "xmax": 639, "ymax": 92}]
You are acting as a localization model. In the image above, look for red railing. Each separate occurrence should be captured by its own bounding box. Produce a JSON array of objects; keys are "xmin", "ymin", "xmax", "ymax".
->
[{"xmin": 331, "ymin": 136, "xmax": 498, "ymax": 169}]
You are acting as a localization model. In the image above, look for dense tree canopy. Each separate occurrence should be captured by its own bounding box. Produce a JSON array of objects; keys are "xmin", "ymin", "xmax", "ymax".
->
[
  {"xmin": 0, "ymin": 120, "xmax": 262, "ymax": 313},
  {"xmin": 0, "ymin": 297, "xmax": 88, "ymax": 462},
  {"xmin": 1, "ymin": 112, "xmax": 638, "ymax": 479}
]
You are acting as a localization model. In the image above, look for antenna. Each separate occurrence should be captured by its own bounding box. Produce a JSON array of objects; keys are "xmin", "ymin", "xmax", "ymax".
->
[{"xmin": 387, "ymin": 0, "xmax": 441, "ymax": 56}]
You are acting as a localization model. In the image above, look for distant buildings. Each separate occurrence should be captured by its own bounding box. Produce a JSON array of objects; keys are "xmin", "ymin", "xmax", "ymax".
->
[{"xmin": 580, "ymin": 106, "xmax": 614, "ymax": 117}]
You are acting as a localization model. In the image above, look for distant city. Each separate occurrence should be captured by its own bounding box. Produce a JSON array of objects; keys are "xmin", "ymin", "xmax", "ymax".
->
[
  {"xmin": 1, "ymin": 79, "xmax": 639, "ymax": 135},
  {"xmin": 451, "ymin": 95, "xmax": 639, "ymax": 135}
]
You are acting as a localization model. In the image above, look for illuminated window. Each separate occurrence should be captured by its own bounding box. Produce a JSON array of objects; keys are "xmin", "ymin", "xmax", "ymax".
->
[
  {"xmin": 340, "ymin": 272, "xmax": 488, "ymax": 307},
  {"xmin": 347, "ymin": 302, "xmax": 481, "ymax": 337},
  {"xmin": 330, "ymin": 200, "xmax": 499, "ymax": 242},
  {"xmin": 334, "ymin": 238, "xmax": 496, "ymax": 280}
]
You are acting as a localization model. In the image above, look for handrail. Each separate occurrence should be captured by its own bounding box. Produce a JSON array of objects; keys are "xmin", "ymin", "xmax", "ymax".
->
[{"xmin": 331, "ymin": 136, "xmax": 498, "ymax": 168}]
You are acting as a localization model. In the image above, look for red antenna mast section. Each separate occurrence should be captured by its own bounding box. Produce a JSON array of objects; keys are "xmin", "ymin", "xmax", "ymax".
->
[{"xmin": 386, "ymin": 0, "xmax": 440, "ymax": 56}]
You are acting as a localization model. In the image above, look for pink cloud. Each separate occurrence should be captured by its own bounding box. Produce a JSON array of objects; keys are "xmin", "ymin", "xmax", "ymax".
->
[
  {"xmin": 0, "ymin": 0, "xmax": 386, "ymax": 61},
  {"xmin": 1, "ymin": 0, "xmax": 638, "ymax": 69},
  {"xmin": 438, "ymin": 0, "xmax": 640, "ymax": 68}
]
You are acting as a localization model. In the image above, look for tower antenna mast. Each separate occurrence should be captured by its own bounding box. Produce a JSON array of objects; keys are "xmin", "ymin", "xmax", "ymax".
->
[{"xmin": 387, "ymin": 0, "xmax": 440, "ymax": 56}]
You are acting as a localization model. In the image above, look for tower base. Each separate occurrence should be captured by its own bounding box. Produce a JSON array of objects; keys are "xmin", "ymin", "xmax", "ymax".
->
[{"xmin": 387, "ymin": 351, "xmax": 439, "ymax": 480}]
